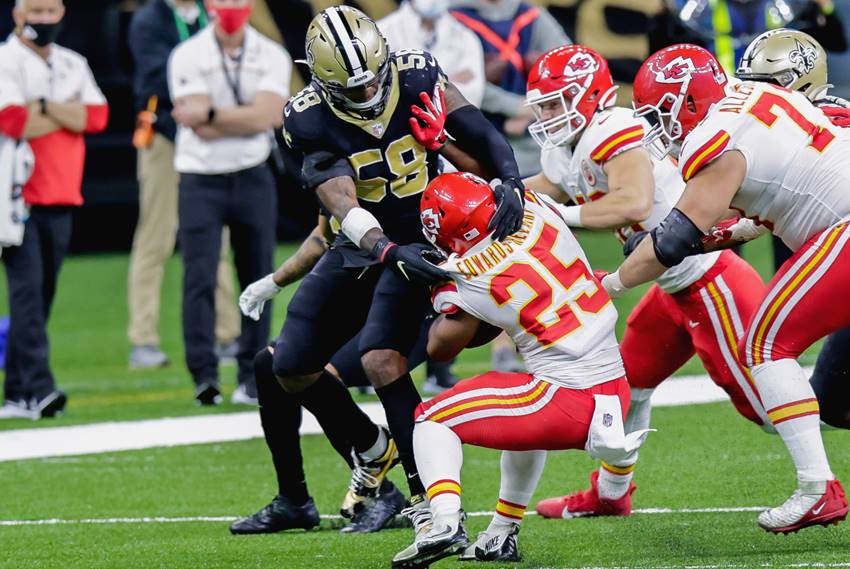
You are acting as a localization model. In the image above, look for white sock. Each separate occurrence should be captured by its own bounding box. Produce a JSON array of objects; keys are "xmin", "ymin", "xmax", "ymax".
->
[
  {"xmin": 752, "ymin": 359, "xmax": 833, "ymax": 483},
  {"xmin": 594, "ymin": 387, "xmax": 651, "ymax": 500},
  {"xmin": 358, "ymin": 426, "xmax": 388, "ymax": 462},
  {"xmin": 414, "ymin": 421, "xmax": 463, "ymax": 518},
  {"xmin": 597, "ymin": 461, "xmax": 636, "ymax": 500},
  {"xmin": 489, "ymin": 450, "xmax": 546, "ymax": 531}
]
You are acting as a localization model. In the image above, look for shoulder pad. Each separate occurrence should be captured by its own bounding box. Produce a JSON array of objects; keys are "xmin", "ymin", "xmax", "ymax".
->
[
  {"xmin": 587, "ymin": 108, "xmax": 646, "ymax": 164},
  {"xmin": 679, "ymin": 126, "xmax": 732, "ymax": 182}
]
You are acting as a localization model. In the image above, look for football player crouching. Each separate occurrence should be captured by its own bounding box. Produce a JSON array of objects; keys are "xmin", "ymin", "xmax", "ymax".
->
[{"xmin": 391, "ymin": 172, "xmax": 651, "ymax": 568}]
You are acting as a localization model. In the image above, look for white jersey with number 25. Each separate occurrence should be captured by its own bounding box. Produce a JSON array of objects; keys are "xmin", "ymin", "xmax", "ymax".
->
[{"xmin": 433, "ymin": 194, "xmax": 624, "ymax": 390}]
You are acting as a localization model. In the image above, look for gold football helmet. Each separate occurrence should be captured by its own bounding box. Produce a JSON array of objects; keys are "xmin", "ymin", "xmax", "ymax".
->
[
  {"xmin": 305, "ymin": 6, "xmax": 391, "ymax": 119},
  {"xmin": 736, "ymin": 28, "xmax": 828, "ymax": 100}
]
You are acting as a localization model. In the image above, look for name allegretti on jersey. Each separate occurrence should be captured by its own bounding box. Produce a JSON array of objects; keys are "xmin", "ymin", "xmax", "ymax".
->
[
  {"xmin": 433, "ymin": 194, "xmax": 625, "ymax": 389},
  {"xmin": 678, "ymin": 81, "xmax": 850, "ymax": 252}
]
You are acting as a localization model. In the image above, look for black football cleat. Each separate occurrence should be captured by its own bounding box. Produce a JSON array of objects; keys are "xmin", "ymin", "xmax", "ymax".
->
[
  {"xmin": 459, "ymin": 522, "xmax": 521, "ymax": 562},
  {"xmin": 340, "ymin": 480, "xmax": 406, "ymax": 534},
  {"xmin": 195, "ymin": 382, "xmax": 222, "ymax": 406},
  {"xmin": 229, "ymin": 496, "xmax": 320, "ymax": 535}
]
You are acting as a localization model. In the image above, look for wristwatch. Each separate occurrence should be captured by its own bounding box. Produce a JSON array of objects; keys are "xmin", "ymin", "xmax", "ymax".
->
[
  {"xmin": 39, "ymin": 97, "xmax": 48, "ymax": 115},
  {"xmin": 207, "ymin": 107, "xmax": 217, "ymax": 124}
]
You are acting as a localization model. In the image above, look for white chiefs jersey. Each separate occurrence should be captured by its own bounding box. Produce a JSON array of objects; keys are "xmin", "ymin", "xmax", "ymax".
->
[
  {"xmin": 680, "ymin": 81, "xmax": 850, "ymax": 252},
  {"xmin": 433, "ymin": 195, "xmax": 624, "ymax": 389},
  {"xmin": 540, "ymin": 107, "xmax": 720, "ymax": 293}
]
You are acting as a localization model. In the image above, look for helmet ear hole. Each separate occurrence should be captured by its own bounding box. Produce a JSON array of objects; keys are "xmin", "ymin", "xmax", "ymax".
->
[{"xmin": 686, "ymin": 94, "xmax": 697, "ymax": 113}]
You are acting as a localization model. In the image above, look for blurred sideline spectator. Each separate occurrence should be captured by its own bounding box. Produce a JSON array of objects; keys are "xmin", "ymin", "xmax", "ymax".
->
[
  {"xmin": 0, "ymin": 0, "xmax": 108, "ymax": 419},
  {"xmin": 167, "ymin": 0, "xmax": 289, "ymax": 406},
  {"xmin": 450, "ymin": 0, "xmax": 569, "ymax": 176},
  {"xmin": 127, "ymin": 0, "xmax": 241, "ymax": 371},
  {"xmin": 379, "ymin": 0, "xmax": 485, "ymax": 106}
]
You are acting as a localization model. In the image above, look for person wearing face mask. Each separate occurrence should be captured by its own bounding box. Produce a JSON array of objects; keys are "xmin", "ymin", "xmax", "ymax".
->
[
  {"xmin": 378, "ymin": 0, "xmax": 485, "ymax": 107},
  {"xmin": 0, "ymin": 0, "xmax": 108, "ymax": 419},
  {"xmin": 127, "ymin": 0, "xmax": 244, "ymax": 378},
  {"xmin": 167, "ymin": 0, "xmax": 290, "ymax": 406}
]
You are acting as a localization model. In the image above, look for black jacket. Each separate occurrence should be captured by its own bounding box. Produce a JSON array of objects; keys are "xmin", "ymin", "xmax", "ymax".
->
[{"xmin": 128, "ymin": 0, "xmax": 205, "ymax": 141}]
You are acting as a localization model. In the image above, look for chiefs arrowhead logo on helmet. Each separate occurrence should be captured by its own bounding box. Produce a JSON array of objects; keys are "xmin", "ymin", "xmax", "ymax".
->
[
  {"xmin": 656, "ymin": 56, "xmax": 696, "ymax": 84},
  {"xmin": 563, "ymin": 52, "xmax": 599, "ymax": 78},
  {"xmin": 420, "ymin": 207, "xmax": 441, "ymax": 236}
]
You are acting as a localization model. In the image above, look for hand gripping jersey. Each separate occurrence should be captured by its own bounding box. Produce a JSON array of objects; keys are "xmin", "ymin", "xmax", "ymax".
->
[
  {"xmin": 434, "ymin": 194, "xmax": 625, "ymax": 389},
  {"xmin": 540, "ymin": 107, "xmax": 720, "ymax": 293},
  {"xmin": 679, "ymin": 81, "xmax": 850, "ymax": 252},
  {"xmin": 283, "ymin": 49, "xmax": 446, "ymax": 259}
]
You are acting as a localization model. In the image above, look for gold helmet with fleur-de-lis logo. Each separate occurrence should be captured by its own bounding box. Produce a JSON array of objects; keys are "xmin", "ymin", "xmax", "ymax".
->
[
  {"xmin": 736, "ymin": 28, "xmax": 828, "ymax": 100},
  {"xmin": 304, "ymin": 6, "xmax": 391, "ymax": 119}
]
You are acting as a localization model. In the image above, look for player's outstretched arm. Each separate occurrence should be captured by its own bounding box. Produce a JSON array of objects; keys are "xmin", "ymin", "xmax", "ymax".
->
[
  {"xmin": 317, "ymin": 176, "xmax": 448, "ymax": 285},
  {"xmin": 239, "ymin": 214, "xmax": 331, "ymax": 321},
  {"xmin": 565, "ymin": 147, "xmax": 655, "ymax": 230},
  {"xmin": 604, "ymin": 151, "xmax": 746, "ymax": 296}
]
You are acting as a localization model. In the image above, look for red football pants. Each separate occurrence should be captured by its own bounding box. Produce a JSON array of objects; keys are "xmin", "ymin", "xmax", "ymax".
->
[
  {"xmin": 743, "ymin": 221, "xmax": 850, "ymax": 367},
  {"xmin": 415, "ymin": 372, "xmax": 630, "ymax": 451},
  {"xmin": 621, "ymin": 250, "xmax": 768, "ymax": 425}
]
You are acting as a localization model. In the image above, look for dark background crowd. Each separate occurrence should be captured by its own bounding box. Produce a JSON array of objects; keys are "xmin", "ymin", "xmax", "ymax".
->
[{"xmin": 1, "ymin": 0, "xmax": 847, "ymax": 254}]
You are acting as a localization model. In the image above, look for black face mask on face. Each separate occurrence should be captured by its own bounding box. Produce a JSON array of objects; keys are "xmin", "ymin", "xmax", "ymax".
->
[{"xmin": 22, "ymin": 21, "xmax": 63, "ymax": 47}]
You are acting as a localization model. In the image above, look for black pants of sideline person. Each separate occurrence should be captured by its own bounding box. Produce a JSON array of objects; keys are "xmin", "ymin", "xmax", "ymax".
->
[
  {"xmin": 1, "ymin": 206, "xmax": 72, "ymax": 404},
  {"xmin": 178, "ymin": 163, "xmax": 276, "ymax": 395}
]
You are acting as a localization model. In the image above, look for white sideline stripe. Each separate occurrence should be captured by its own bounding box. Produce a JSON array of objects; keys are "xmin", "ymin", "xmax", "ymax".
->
[
  {"xmin": 0, "ymin": 370, "xmax": 812, "ymax": 462},
  {"xmin": 0, "ymin": 506, "xmax": 770, "ymax": 526}
]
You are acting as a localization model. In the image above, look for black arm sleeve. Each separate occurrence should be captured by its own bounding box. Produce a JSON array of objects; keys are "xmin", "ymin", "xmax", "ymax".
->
[
  {"xmin": 128, "ymin": 8, "xmax": 178, "ymax": 139},
  {"xmin": 301, "ymin": 150, "xmax": 355, "ymax": 190},
  {"xmin": 650, "ymin": 208, "xmax": 706, "ymax": 268},
  {"xmin": 445, "ymin": 105, "xmax": 521, "ymax": 181}
]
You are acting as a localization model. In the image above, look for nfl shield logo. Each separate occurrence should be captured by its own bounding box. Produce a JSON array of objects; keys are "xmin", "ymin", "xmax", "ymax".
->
[
  {"xmin": 371, "ymin": 123, "xmax": 384, "ymax": 137},
  {"xmin": 602, "ymin": 413, "xmax": 613, "ymax": 428}
]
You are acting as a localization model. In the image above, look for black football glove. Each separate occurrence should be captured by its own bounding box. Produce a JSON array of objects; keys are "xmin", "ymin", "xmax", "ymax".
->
[
  {"xmin": 489, "ymin": 177, "xmax": 525, "ymax": 241},
  {"xmin": 373, "ymin": 239, "xmax": 449, "ymax": 286},
  {"xmin": 622, "ymin": 230, "xmax": 649, "ymax": 257}
]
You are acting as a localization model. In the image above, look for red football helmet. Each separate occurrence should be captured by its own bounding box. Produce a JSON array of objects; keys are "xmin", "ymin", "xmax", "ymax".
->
[
  {"xmin": 526, "ymin": 45, "xmax": 618, "ymax": 147},
  {"xmin": 420, "ymin": 172, "xmax": 497, "ymax": 256},
  {"xmin": 633, "ymin": 44, "xmax": 728, "ymax": 157}
]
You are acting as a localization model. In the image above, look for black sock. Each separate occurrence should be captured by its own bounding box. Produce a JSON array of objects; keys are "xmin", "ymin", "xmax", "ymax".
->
[
  {"xmin": 255, "ymin": 349, "xmax": 309, "ymax": 505},
  {"xmin": 299, "ymin": 370, "xmax": 380, "ymax": 456},
  {"xmin": 375, "ymin": 373, "xmax": 425, "ymax": 496}
]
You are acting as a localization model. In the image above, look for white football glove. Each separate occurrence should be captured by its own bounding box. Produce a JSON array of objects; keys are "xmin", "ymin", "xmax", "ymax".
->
[
  {"xmin": 239, "ymin": 273, "xmax": 281, "ymax": 321},
  {"xmin": 707, "ymin": 217, "xmax": 768, "ymax": 244}
]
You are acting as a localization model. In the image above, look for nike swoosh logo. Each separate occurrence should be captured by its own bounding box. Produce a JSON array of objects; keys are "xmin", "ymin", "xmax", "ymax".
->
[
  {"xmin": 426, "ymin": 526, "xmax": 454, "ymax": 541},
  {"xmin": 397, "ymin": 260, "xmax": 410, "ymax": 281},
  {"xmin": 688, "ymin": 321, "xmax": 699, "ymax": 328},
  {"xmin": 812, "ymin": 503, "xmax": 826, "ymax": 515}
]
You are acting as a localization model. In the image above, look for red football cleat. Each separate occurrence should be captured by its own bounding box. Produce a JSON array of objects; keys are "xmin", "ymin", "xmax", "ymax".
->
[
  {"xmin": 536, "ymin": 470, "xmax": 636, "ymax": 519},
  {"xmin": 758, "ymin": 479, "xmax": 848, "ymax": 534}
]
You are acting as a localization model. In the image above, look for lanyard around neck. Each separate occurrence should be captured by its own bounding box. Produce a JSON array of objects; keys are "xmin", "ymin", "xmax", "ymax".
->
[
  {"xmin": 216, "ymin": 36, "xmax": 245, "ymax": 106},
  {"xmin": 172, "ymin": 1, "xmax": 208, "ymax": 42}
]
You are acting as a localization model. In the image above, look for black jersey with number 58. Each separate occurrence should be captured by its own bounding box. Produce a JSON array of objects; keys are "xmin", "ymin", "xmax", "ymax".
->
[{"xmin": 283, "ymin": 49, "xmax": 447, "ymax": 248}]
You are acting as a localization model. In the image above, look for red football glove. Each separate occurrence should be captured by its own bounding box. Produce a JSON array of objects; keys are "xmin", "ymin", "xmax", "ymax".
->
[
  {"xmin": 822, "ymin": 105, "xmax": 850, "ymax": 128},
  {"xmin": 409, "ymin": 86, "xmax": 448, "ymax": 151},
  {"xmin": 592, "ymin": 269, "xmax": 610, "ymax": 283}
]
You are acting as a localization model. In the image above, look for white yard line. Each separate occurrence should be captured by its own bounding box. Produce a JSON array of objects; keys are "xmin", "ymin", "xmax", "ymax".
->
[
  {"xmin": 0, "ymin": 506, "xmax": 770, "ymax": 526},
  {"xmin": 0, "ymin": 371, "xmax": 810, "ymax": 462}
]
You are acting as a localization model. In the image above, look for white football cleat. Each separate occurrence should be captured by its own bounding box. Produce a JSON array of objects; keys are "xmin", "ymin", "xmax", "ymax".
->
[
  {"xmin": 758, "ymin": 479, "xmax": 848, "ymax": 534},
  {"xmin": 458, "ymin": 522, "xmax": 521, "ymax": 562},
  {"xmin": 393, "ymin": 509, "xmax": 467, "ymax": 569}
]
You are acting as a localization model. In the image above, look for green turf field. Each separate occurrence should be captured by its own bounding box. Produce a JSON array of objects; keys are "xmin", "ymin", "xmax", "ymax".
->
[{"xmin": 0, "ymin": 233, "xmax": 844, "ymax": 569}]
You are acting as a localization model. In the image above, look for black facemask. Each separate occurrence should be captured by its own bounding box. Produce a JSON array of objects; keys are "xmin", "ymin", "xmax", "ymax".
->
[{"xmin": 23, "ymin": 21, "xmax": 63, "ymax": 47}]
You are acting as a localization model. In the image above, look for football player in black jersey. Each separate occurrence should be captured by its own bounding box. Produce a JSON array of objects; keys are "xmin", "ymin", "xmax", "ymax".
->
[{"xmin": 252, "ymin": 5, "xmax": 525, "ymax": 541}]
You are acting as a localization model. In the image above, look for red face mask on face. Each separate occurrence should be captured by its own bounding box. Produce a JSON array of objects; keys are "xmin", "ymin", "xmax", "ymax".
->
[{"xmin": 211, "ymin": 5, "xmax": 252, "ymax": 35}]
